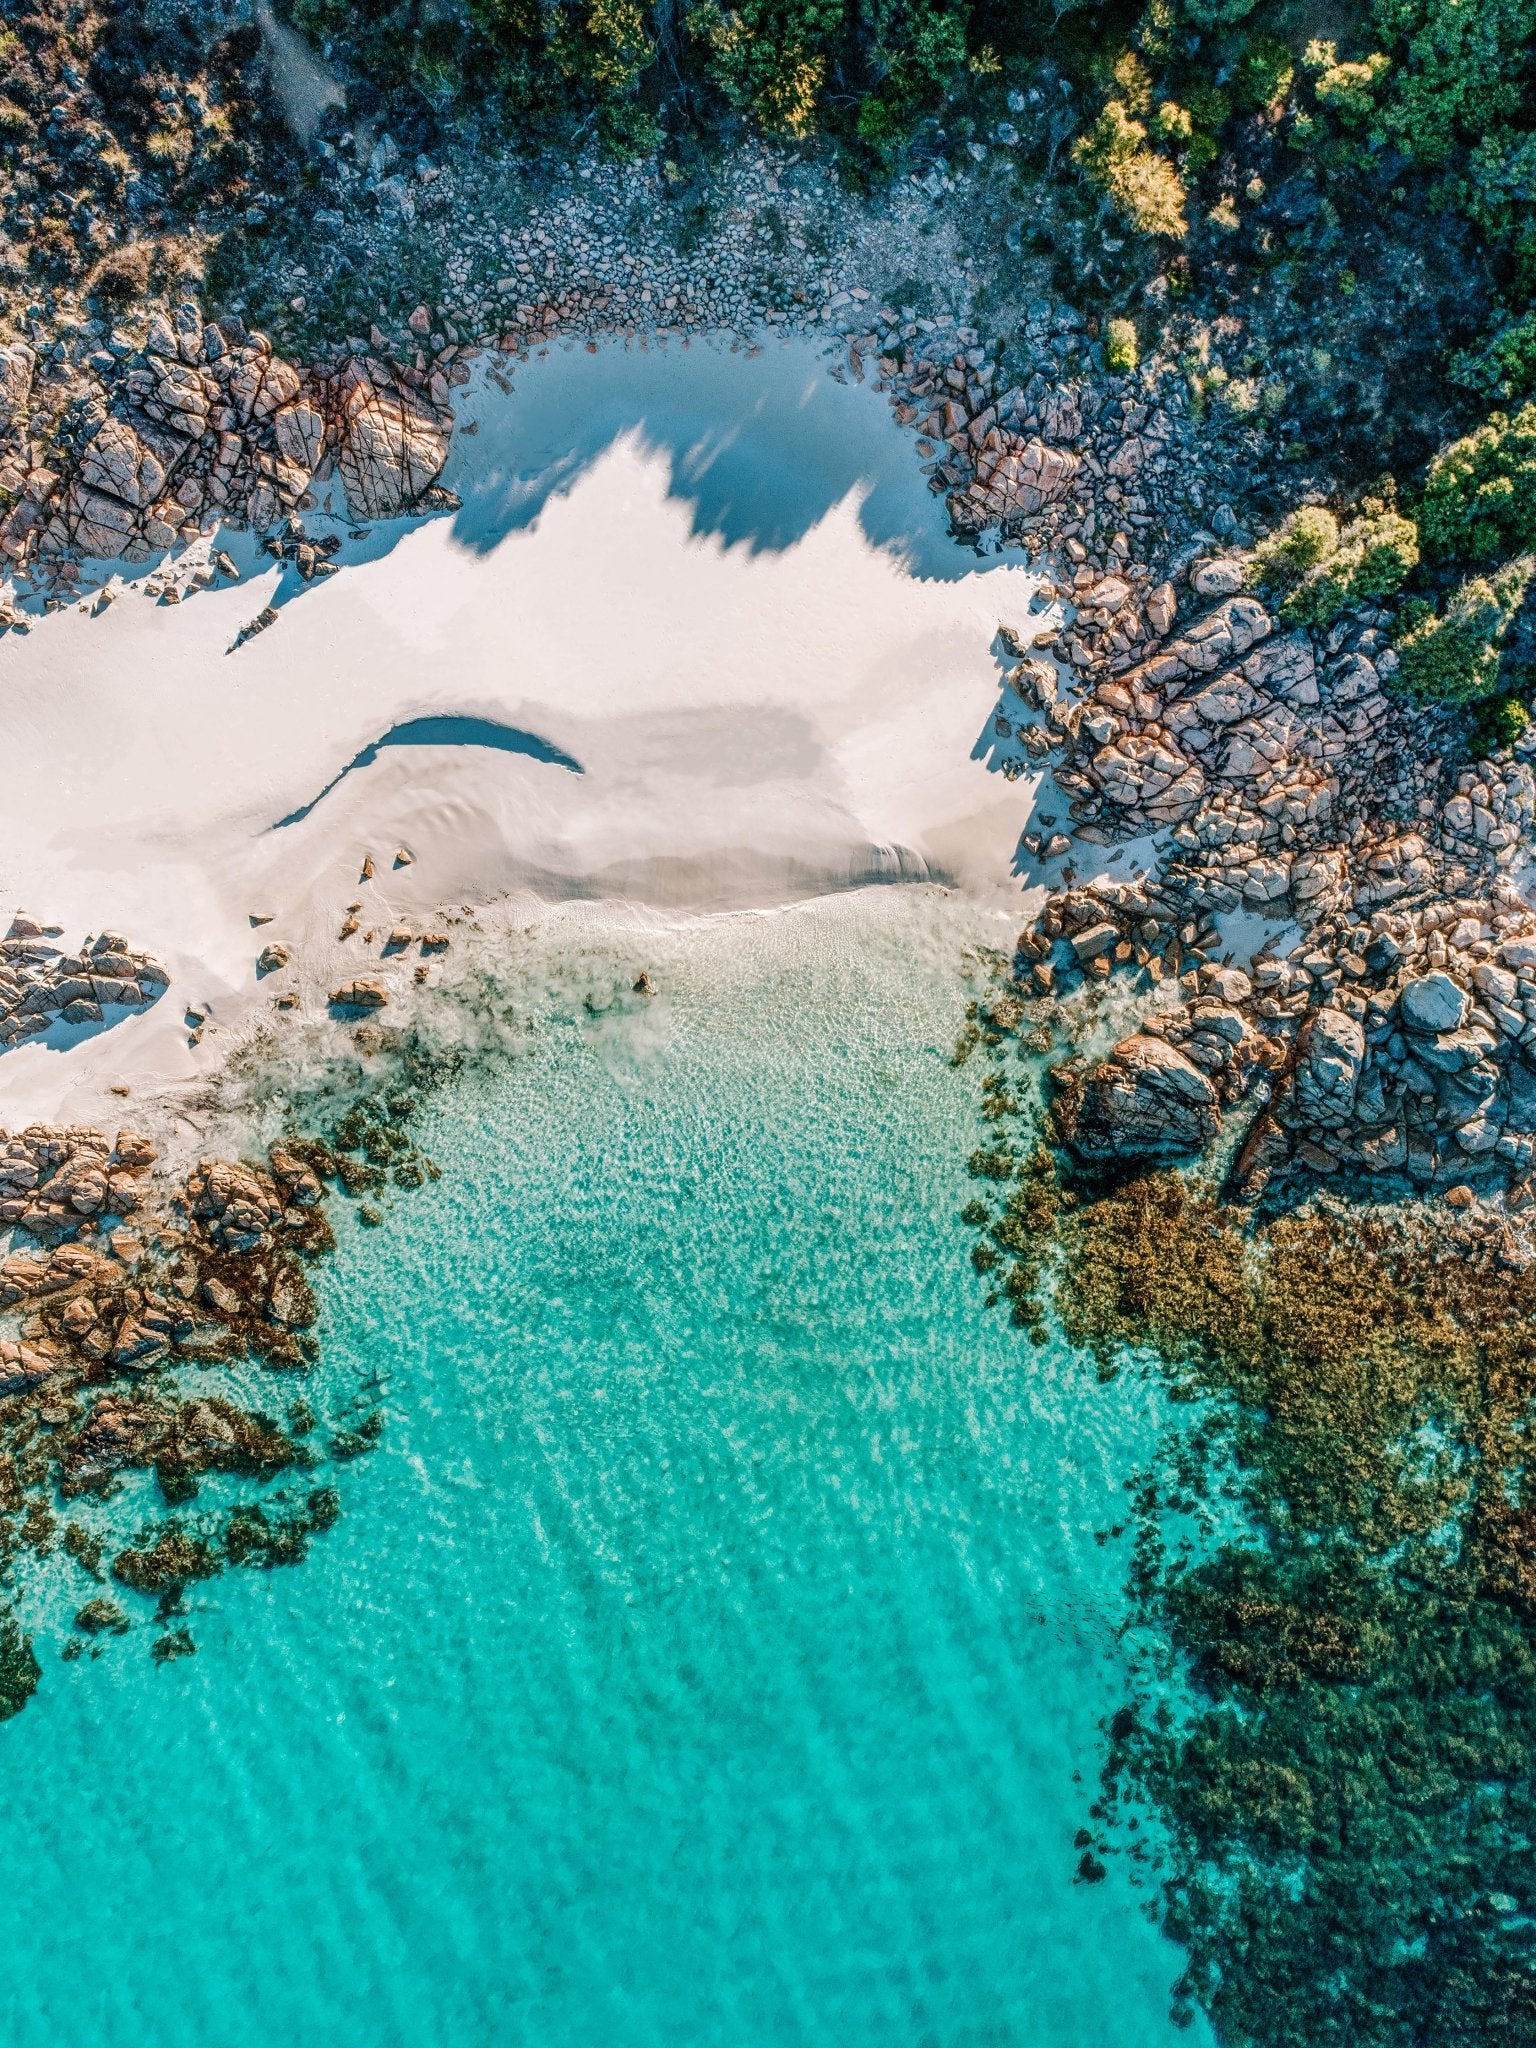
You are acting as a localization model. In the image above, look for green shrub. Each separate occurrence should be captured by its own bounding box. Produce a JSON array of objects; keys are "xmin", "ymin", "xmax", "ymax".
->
[
  {"xmin": 1305, "ymin": 40, "xmax": 1390, "ymax": 124},
  {"xmin": 1467, "ymin": 692, "xmax": 1531, "ymax": 756},
  {"xmin": 1183, "ymin": 83, "xmax": 1231, "ymax": 130},
  {"xmin": 1393, "ymin": 557, "xmax": 1533, "ymax": 704},
  {"xmin": 1105, "ymin": 317, "xmax": 1139, "ymax": 372},
  {"xmin": 855, "ymin": 92, "xmax": 895, "ymax": 140},
  {"xmin": 1255, "ymin": 498, "xmax": 1419, "ymax": 626},
  {"xmin": 1112, "ymin": 49, "xmax": 1153, "ymax": 116},
  {"xmin": 1257, "ymin": 504, "xmax": 1340, "ymax": 575},
  {"xmin": 1368, "ymin": 0, "xmax": 1536, "ymax": 170},
  {"xmin": 680, "ymin": 0, "xmax": 965, "ymax": 139},
  {"xmin": 1239, "ymin": 35, "xmax": 1296, "ymax": 112},
  {"xmin": 1461, "ymin": 129, "xmax": 1536, "ymax": 280},
  {"xmin": 1420, "ymin": 404, "xmax": 1536, "ymax": 565},
  {"xmin": 1073, "ymin": 100, "xmax": 1189, "ymax": 238},
  {"xmin": 1449, "ymin": 310, "xmax": 1536, "ymax": 401}
]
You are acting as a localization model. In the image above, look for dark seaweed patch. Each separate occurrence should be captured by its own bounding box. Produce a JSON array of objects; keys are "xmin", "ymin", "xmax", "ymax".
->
[{"xmin": 963, "ymin": 958, "xmax": 1536, "ymax": 2045}]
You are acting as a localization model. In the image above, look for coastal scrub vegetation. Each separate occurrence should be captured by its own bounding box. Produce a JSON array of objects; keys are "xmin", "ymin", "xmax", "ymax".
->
[
  {"xmin": 210, "ymin": 0, "xmax": 1536, "ymax": 711},
  {"xmin": 6, "ymin": 0, "xmax": 1536, "ymax": 734}
]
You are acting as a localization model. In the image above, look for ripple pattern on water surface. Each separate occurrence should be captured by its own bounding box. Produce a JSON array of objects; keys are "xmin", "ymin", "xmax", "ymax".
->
[{"xmin": 0, "ymin": 895, "xmax": 1204, "ymax": 2048}]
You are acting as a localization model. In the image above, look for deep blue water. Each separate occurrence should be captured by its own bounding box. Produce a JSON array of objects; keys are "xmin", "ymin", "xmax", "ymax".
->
[{"xmin": 0, "ymin": 898, "xmax": 1202, "ymax": 2046}]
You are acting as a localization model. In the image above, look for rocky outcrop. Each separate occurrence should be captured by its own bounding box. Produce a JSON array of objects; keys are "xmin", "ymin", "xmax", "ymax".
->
[
  {"xmin": 1055, "ymin": 1031, "xmax": 1221, "ymax": 1162},
  {"xmin": 1399, "ymin": 971, "xmax": 1468, "ymax": 1035},
  {"xmin": 1034, "ymin": 873, "xmax": 1536, "ymax": 1203},
  {"xmin": 0, "ymin": 344, "xmax": 34, "ymax": 441},
  {"xmin": 1004, "ymin": 538, "xmax": 1536, "ymax": 944},
  {"xmin": 328, "ymin": 358, "xmax": 452, "ymax": 520},
  {"xmin": 0, "ymin": 915, "xmax": 168, "ymax": 1047},
  {"xmin": 1288, "ymin": 1007, "xmax": 1364, "ymax": 1126},
  {"xmin": 330, "ymin": 978, "xmax": 389, "ymax": 1011},
  {"xmin": 0, "ymin": 1123, "xmax": 332, "ymax": 1402},
  {"xmin": 2, "ymin": 304, "xmax": 459, "ymax": 573},
  {"xmin": 952, "ymin": 432, "xmax": 1080, "ymax": 534},
  {"xmin": 1055, "ymin": 982, "xmax": 1269, "ymax": 1165},
  {"xmin": 0, "ymin": 1127, "xmax": 157, "ymax": 1246}
]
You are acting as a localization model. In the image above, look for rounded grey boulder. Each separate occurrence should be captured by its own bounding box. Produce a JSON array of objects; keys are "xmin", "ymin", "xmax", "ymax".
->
[{"xmin": 1399, "ymin": 971, "xmax": 1469, "ymax": 1036}]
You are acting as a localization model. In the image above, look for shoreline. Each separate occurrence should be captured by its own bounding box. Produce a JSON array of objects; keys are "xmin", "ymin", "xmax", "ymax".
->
[{"xmin": 4, "ymin": 285, "xmax": 1535, "ymax": 1217}]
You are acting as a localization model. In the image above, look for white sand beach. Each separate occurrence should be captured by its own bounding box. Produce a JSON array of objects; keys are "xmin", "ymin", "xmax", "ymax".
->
[{"xmin": 0, "ymin": 335, "xmax": 1057, "ymax": 1130}]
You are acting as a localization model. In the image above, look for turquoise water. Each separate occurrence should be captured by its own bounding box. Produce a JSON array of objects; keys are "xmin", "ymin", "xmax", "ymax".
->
[{"xmin": 0, "ymin": 896, "xmax": 1202, "ymax": 2046}]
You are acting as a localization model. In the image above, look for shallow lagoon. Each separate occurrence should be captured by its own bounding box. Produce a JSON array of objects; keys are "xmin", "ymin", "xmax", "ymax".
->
[{"xmin": 0, "ymin": 894, "xmax": 1204, "ymax": 2046}]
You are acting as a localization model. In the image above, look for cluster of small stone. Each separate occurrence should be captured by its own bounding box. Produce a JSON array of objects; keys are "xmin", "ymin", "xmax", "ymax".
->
[
  {"xmin": 1015, "ymin": 880, "xmax": 1228, "ymax": 996},
  {"xmin": 1043, "ymin": 583, "xmax": 1434, "ymax": 910},
  {"xmin": 864, "ymin": 299, "xmax": 1226, "ymax": 573},
  {"xmin": 0, "ymin": 1126, "xmax": 156, "ymax": 1257},
  {"xmin": 304, "ymin": 151, "xmax": 1228, "ymax": 578},
  {"xmin": 0, "ymin": 133, "xmax": 966, "ymax": 598},
  {"xmin": 0, "ymin": 912, "xmax": 168, "ymax": 1047},
  {"xmin": 0, "ymin": 303, "xmax": 458, "ymax": 587},
  {"xmin": 284, "ymin": 136, "xmax": 961, "ymax": 361},
  {"xmin": 0, "ymin": 1110, "xmax": 378, "ymax": 1698}
]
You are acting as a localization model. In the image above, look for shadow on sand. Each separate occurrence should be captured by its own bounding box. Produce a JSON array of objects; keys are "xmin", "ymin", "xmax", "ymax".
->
[
  {"xmin": 271, "ymin": 714, "xmax": 584, "ymax": 828},
  {"xmin": 436, "ymin": 334, "xmax": 987, "ymax": 581},
  {"xmin": 203, "ymin": 333, "xmax": 1021, "ymax": 653}
]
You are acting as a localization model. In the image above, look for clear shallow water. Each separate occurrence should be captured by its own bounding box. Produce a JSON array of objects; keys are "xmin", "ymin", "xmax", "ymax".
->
[{"xmin": 0, "ymin": 895, "xmax": 1202, "ymax": 2047}]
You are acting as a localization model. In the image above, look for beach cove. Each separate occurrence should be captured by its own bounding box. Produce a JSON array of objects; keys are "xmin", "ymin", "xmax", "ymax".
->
[
  {"xmin": 0, "ymin": 340, "xmax": 1204, "ymax": 2043},
  {"xmin": 0, "ymin": 331, "xmax": 1069, "ymax": 1132}
]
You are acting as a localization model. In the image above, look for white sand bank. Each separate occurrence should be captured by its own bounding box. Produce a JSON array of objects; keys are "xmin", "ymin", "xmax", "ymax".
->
[{"xmin": 0, "ymin": 334, "xmax": 1058, "ymax": 1130}]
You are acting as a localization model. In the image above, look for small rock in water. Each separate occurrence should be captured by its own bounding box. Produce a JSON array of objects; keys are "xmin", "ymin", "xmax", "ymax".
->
[
  {"xmin": 634, "ymin": 971, "xmax": 657, "ymax": 996},
  {"xmin": 394, "ymin": 847, "xmax": 414, "ymax": 867},
  {"xmin": 360, "ymin": 854, "xmax": 375, "ymax": 881}
]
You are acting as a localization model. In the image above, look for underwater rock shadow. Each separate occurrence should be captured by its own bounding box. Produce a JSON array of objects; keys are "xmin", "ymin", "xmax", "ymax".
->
[{"xmin": 271, "ymin": 715, "xmax": 584, "ymax": 829}]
